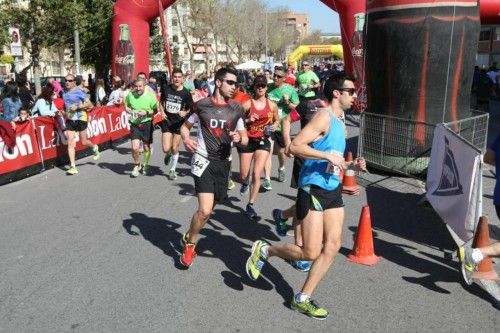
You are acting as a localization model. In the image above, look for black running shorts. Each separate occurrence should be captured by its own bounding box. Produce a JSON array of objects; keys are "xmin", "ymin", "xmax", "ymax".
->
[
  {"xmin": 271, "ymin": 131, "xmax": 286, "ymax": 148},
  {"xmin": 130, "ymin": 121, "xmax": 153, "ymax": 144},
  {"xmin": 290, "ymin": 157, "xmax": 303, "ymax": 189},
  {"xmin": 237, "ymin": 137, "xmax": 271, "ymax": 153},
  {"xmin": 296, "ymin": 184, "xmax": 344, "ymax": 220},
  {"xmin": 159, "ymin": 118, "xmax": 183, "ymax": 135},
  {"xmin": 66, "ymin": 120, "xmax": 88, "ymax": 132},
  {"xmin": 193, "ymin": 159, "xmax": 231, "ymax": 202}
]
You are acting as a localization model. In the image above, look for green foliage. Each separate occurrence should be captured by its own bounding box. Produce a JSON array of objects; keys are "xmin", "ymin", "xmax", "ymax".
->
[{"xmin": 0, "ymin": 54, "xmax": 15, "ymax": 64}]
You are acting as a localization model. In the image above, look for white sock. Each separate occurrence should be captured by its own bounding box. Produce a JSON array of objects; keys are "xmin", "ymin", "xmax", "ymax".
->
[
  {"xmin": 260, "ymin": 245, "xmax": 269, "ymax": 259},
  {"xmin": 171, "ymin": 153, "xmax": 179, "ymax": 171},
  {"xmin": 471, "ymin": 248, "xmax": 484, "ymax": 263},
  {"xmin": 279, "ymin": 166, "xmax": 285, "ymax": 171},
  {"xmin": 295, "ymin": 293, "xmax": 309, "ymax": 303}
]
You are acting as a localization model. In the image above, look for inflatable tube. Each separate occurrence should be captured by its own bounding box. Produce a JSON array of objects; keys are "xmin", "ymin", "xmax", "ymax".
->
[
  {"xmin": 287, "ymin": 45, "xmax": 344, "ymax": 68},
  {"xmin": 112, "ymin": 0, "xmax": 177, "ymax": 83}
]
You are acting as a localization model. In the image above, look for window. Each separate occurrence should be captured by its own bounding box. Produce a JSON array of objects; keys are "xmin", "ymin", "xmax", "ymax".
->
[{"xmin": 479, "ymin": 28, "xmax": 491, "ymax": 42}]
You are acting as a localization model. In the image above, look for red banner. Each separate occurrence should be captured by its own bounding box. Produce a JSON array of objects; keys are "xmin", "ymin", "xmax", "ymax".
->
[
  {"xmin": 0, "ymin": 120, "xmax": 42, "ymax": 175},
  {"xmin": 105, "ymin": 105, "xmax": 131, "ymax": 141},
  {"xmin": 33, "ymin": 116, "xmax": 69, "ymax": 163}
]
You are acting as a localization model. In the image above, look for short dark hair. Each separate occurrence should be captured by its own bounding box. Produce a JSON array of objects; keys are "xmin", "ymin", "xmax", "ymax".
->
[
  {"xmin": 215, "ymin": 67, "xmax": 237, "ymax": 82},
  {"xmin": 172, "ymin": 68, "xmax": 183, "ymax": 76},
  {"xmin": 75, "ymin": 75, "xmax": 83, "ymax": 86},
  {"xmin": 323, "ymin": 73, "xmax": 356, "ymax": 103}
]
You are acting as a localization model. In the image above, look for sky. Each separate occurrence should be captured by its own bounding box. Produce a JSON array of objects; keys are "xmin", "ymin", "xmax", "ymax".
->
[{"xmin": 265, "ymin": 0, "xmax": 340, "ymax": 33}]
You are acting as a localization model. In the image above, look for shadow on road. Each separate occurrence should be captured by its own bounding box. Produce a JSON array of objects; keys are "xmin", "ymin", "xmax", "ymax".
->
[{"xmin": 362, "ymin": 185, "xmax": 497, "ymax": 305}]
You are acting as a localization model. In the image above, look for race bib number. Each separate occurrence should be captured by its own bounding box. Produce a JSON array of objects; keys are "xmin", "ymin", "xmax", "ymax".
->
[
  {"xmin": 326, "ymin": 163, "xmax": 340, "ymax": 176},
  {"xmin": 166, "ymin": 101, "xmax": 182, "ymax": 114},
  {"xmin": 191, "ymin": 153, "xmax": 210, "ymax": 177}
]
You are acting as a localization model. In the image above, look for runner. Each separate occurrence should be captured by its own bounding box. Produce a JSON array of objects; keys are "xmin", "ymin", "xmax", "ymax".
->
[
  {"xmin": 265, "ymin": 67, "xmax": 299, "ymax": 188},
  {"xmin": 246, "ymin": 74, "xmax": 365, "ymax": 320},
  {"xmin": 179, "ymin": 67, "xmax": 248, "ymax": 267},
  {"xmin": 296, "ymin": 61, "xmax": 321, "ymax": 101},
  {"xmin": 238, "ymin": 75, "xmax": 279, "ymax": 219},
  {"xmin": 63, "ymin": 74, "xmax": 100, "ymax": 175},
  {"xmin": 159, "ymin": 68, "xmax": 194, "ymax": 180},
  {"xmin": 273, "ymin": 96, "xmax": 327, "ymax": 272},
  {"xmin": 124, "ymin": 78, "xmax": 158, "ymax": 177}
]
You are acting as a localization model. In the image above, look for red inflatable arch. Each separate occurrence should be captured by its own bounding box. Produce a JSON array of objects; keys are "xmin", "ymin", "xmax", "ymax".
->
[{"xmin": 112, "ymin": 0, "xmax": 500, "ymax": 82}]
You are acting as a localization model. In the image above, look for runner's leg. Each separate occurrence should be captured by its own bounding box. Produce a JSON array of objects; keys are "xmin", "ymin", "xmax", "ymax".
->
[{"xmin": 187, "ymin": 192, "xmax": 215, "ymax": 243}]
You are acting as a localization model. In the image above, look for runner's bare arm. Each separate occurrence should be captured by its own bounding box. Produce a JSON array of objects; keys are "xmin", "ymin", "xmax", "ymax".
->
[
  {"xmin": 181, "ymin": 119, "xmax": 197, "ymax": 152},
  {"xmin": 289, "ymin": 109, "xmax": 346, "ymax": 168}
]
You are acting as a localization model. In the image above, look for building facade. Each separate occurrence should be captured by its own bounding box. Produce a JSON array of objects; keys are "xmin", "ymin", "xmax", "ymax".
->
[{"xmin": 477, "ymin": 26, "xmax": 500, "ymax": 68}]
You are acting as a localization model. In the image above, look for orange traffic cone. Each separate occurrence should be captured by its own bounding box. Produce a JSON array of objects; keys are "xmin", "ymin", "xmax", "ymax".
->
[
  {"xmin": 347, "ymin": 205, "xmax": 381, "ymax": 265},
  {"xmin": 471, "ymin": 216, "xmax": 499, "ymax": 280},
  {"xmin": 342, "ymin": 168, "xmax": 360, "ymax": 195}
]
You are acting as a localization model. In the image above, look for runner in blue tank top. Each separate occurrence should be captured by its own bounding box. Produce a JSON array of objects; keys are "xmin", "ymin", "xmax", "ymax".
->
[{"xmin": 246, "ymin": 74, "xmax": 366, "ymax": 320}]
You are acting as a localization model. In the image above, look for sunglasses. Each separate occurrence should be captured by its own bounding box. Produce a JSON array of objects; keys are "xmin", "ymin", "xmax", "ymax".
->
[
  {"xmin": 339, "ymin": 88, "xmax": 356, "ymax": 96},
  {"xmin": 302, "ymin": 64, "xmax": 310, "ymax": 66},
  {"xmin": 65, "ymin": 79, "xmax": 74, "ymax": 82},
  {"xmin": 222, "ymin": 79, "xmax": 237, "ymax": 86},
  {"xmin": 273, "ymin": 74, "xmax": 284, "ymax": 79},
  {"xmin": 254, "ymin": 84, "xmax": 267, "ymax": 89}
]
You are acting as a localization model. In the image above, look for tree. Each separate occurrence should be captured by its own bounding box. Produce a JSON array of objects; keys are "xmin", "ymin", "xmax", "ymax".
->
[{"xmin": 0, "ymin": 0, "xmax": 82, "ymax": 94}]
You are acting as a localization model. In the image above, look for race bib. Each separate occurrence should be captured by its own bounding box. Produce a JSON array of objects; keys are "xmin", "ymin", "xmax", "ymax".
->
[
  {"xmin": 166, "ymin": 101, "xmax": 182, "ymax": 114},
  {"xmin": 326, "ymin": 163, "xmax": 340, "ymax": 176},
  {"xmin": 191, "ymin": 153, "xmax": 210, "ymax": 177}
]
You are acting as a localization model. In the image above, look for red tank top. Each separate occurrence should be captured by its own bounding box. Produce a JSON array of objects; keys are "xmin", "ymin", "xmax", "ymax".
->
[{"xmin": 247, "ymin": 99, "xmax": 273, "ymax": 139}]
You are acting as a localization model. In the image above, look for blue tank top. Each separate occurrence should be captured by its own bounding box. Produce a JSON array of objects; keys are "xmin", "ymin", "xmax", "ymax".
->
[{"xmin": 298, "ymin": 112, "xmax": 345, "ymax": 191}]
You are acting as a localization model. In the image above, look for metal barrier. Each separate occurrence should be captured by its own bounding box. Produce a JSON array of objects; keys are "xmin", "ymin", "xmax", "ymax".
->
[{"xmin": 358, "ymin": 111, "xmax": 489, "ymax": 180}]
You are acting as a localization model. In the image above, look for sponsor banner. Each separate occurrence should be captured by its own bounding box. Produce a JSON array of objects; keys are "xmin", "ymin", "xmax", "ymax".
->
[
  {"xmin": 33, "ymin": 116, "xmax": 70, "ymax": 164},
  {"xmin": 0, "ymin": 120, "xmax": 42, "ymax": 176},
  {"xmin": 85, "ymin": 107, "xmax": 114, "ymax": 146},
  {"xmin": 426, "ymin": 125, "xmax": 482, "ymax": 242},
  {"xmin": 105, "ymin": 106, "xmax": 131, "ymax": 141}
]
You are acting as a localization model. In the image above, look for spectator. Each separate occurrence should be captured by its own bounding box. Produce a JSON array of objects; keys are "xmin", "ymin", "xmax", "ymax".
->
[
  {"xmin": 16, "ymin": 76, "xmax": 34, "ymax": 109},
  {"xmin": 31, "ymin": 84, "xmax": 58, "ymax": 116},
  {"xmin": 1, "ymin": 81, "xmax": 23, "ymax": 121},
  {"xmin": 148, "ymin": 74, "xmax": 158, "ymax": 93},
  {"xmin": 183, "ymin": 70, "xmax": 195, "ymax": 93},
  {"xmin": 95, "ymin": 79, "xmax": 107, "ymax": 106},
  {"xmin": 10, "ymin": 107, "xmax": 31, "ymax": 130},
  {"xmin": 107, "ymin": 78, "xmax": 125, "ymax": 106}
]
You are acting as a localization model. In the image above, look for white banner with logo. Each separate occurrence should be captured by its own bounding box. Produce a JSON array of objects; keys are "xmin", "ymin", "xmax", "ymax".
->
[
  {"xmin": 9, "ymin": 27, "xmax": 22, "ymax": 56},
  {"xmin": 426, "ymin": 125, "xmax": 482, "ymax": 243}
]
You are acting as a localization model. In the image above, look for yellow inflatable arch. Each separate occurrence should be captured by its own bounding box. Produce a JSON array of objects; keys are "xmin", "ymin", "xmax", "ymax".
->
[{"xmin": 287, "ymin": 45, "xmax": 343, "ymax": 69}]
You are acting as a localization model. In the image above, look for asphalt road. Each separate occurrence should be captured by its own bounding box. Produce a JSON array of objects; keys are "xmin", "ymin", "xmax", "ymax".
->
[{"xmin": 0, "ymin": 118, "xmax": 498, "ymax": 332}]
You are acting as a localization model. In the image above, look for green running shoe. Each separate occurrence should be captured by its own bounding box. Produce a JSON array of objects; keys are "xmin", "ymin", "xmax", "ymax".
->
[
  {"xmin": 142, "ymin": 164, "xmax": 149, "ymax": 175},
  {"xmin": 291, "ymin": 297, "xmax": 328, "ymax": 320},
  {"xmin": 458, "ymin": 245, "xmax": 477, "ymax": 285},
  {"xmin": 66, "ymin": 166, "xmax": 78, "ymax": 175},
  {"xmin": 92, "ymin": 145, "xmax": 100, "ymax": 161},
  {"xmin": 131, "ymin": 164, "xmax": 141, "ymax": 178},
  {"xmin": 227, "ymin": 179, "xmax": 236, "ymax": 190},
  {"xmin": 168, "ymin": 169, "xmax": 178, "ymax": 180},
  {"xmin": 246, "ymin": 240, "xmax": 269, "ymax": 281},
  {"xmin": 278, "ymin": 168, "xmax": 286, "ymax": 182}
]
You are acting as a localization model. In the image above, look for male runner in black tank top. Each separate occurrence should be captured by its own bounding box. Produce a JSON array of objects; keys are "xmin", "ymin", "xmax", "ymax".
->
[{"xmin": 179, "ymin": 67, "xmax": 248, "ymax": 267}]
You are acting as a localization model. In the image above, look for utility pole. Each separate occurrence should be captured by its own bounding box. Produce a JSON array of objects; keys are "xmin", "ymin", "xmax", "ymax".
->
[
  {"xmin": 74, "ymin": 0, "xmax": 81, "ymax": 75},
  {"xmin": 265, "ymin": 11, "xmax": 268, "ymax": 64}
]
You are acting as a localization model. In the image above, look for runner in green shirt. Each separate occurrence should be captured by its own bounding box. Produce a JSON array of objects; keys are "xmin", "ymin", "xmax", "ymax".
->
[
  {"xmin": 125, "ymin": 78, "xmax": 158, "ymax": 177},
  {"xmin": 296, "ymin": 61, "xmax": 320, "ymax": 99},
  {"xmin": 265, "ymin": 67, "xmax": 299, "ymax": 189}
]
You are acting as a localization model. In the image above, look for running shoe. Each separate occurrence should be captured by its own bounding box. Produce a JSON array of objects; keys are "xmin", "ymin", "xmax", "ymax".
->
[
  {"xmin": 67, "ymin": 166, "xmax": 78, "ymax": 175},
  {"xmin": 240, "ymin": 183, "xmax": 249, "ymax": 196},
  {"xmin": 228, "ymin": 178, "xmax": 236, "ymax": 190},
  {"xmin": 131, "ymin": 164, "xmax": 141, "ymax": 177},
  {"xmin": 168, "ymin": 169, "xmax": 178, "ymax": 180},
  {"xmin": 291, "ymin": 297, "xmax": 328, "ymax": 320},
  {"xmin": 180, "ymin": 243, "xmax": 197, "ymax": 267},
  {"xmin": 273, "ymin": 209, "xmax": 288, "ymax": 237},
  {"xmin": 278, "ymin": 168, "xmax": 286, "ymax": 182},
  {"xmin": 290, "ymin": 260, "xmax": 312, "ymax": 272},
  {"xmin": 142, "ymin": 164, "xmax": 149, "ymax": 175},
  {"xmin": 246, "ymin": 204, "xmax": 257, "ymax": 219},
  {"xmin": 458, "ymin": 245, "xmax": 477, "ymax": 285},
  {"xmin": 246, "ymin": 240, "xmax": 269, "ymax": 281},
  {"xmin": 164, "ymin": 153, "xmax": 172, "ymax": 166},
  {"xmin": 262, "ymin": 178, "xmax": 272, "ymax": 191},
  {"xmin": 93, "ymin": 146, "xmax": 100, "ymax": 161}
]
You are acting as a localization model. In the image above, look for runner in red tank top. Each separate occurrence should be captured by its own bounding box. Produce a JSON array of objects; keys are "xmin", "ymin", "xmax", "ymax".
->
[{"xmin": 237, "ymin": 75, "xmax": 279, "ymax": 219}]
